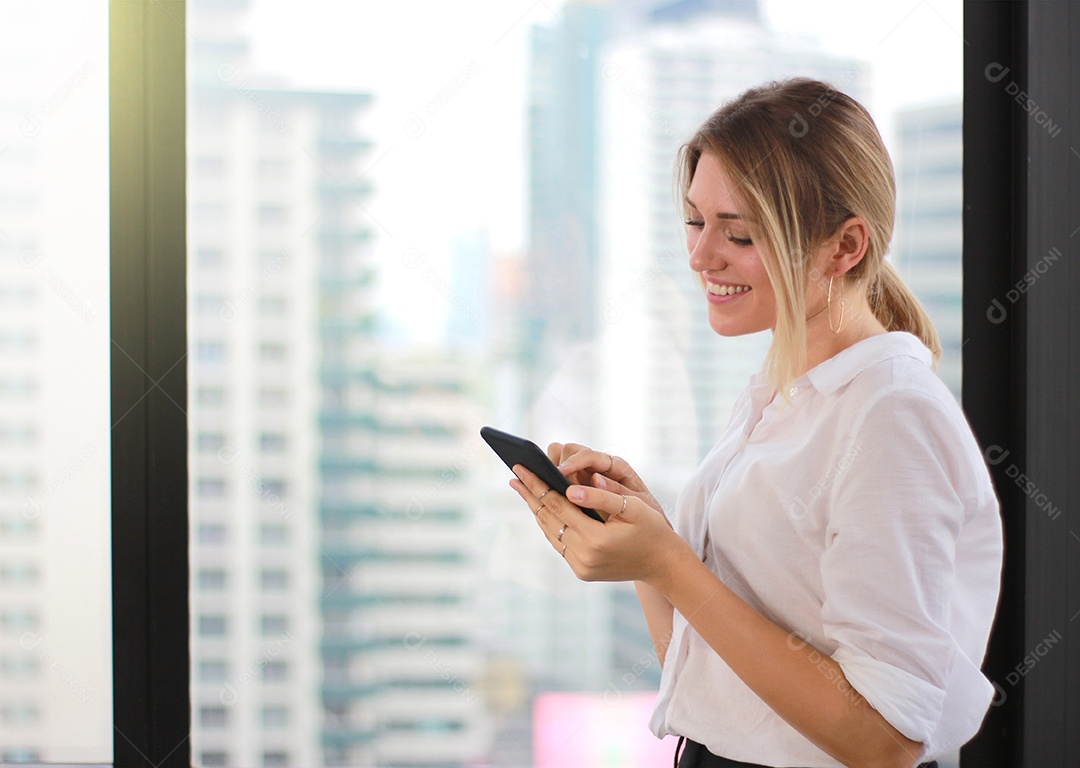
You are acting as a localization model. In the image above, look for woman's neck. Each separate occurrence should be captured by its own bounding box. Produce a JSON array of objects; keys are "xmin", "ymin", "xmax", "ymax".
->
[{"xmin": 799, "ymin": 290, "xmax": 889, "ymax": 377}]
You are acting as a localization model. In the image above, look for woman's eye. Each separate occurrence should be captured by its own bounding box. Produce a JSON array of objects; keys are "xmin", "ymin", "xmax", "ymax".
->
[
  {"xmin": 727, "ymin": 233, "xmax": 753, "ymax": 247},
  {"xmin": 684, "ymin": 219, "xmax": 704, "ymax": 229}
]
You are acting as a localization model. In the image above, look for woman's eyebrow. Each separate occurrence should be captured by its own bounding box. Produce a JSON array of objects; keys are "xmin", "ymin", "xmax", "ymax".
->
[{"xmin": 683, "ymin": 196, "xmax": 743, "ymax": 220}]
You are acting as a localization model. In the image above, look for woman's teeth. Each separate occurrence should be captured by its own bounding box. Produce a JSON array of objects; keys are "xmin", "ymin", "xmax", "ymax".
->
[{"xmin": 707, "ymin": 284, "xmax": 750, "ymax": 296}]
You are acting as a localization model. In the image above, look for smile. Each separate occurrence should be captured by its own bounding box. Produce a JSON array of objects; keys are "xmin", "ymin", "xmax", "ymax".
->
[{"xmin": 706, "ymin": 284, "xmax": 751, "ymax": 296}]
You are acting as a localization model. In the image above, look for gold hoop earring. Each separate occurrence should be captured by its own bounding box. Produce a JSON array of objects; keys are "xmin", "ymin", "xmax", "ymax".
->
[{"xmin": 827, "ymin": 275, "xmax": 846, "ymax": 335}]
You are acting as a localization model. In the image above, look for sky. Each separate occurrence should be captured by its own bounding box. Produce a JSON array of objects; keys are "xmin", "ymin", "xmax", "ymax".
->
[{"xmin": 244, "ymin": 0, "xmax": 964, "ymax": 344}]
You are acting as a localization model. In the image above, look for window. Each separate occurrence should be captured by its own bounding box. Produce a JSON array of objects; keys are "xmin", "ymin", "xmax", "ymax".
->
[
  {"xmin": 199, "ymin": 705, "xmax": 228, "ymax": 727},
  {"xmin": 198, "ymin": 659, "xmax": 229, "ymax": 683},
  {"xmin": 197, "ymin": 568, "xmax": 227, "ymax": 591},
  {"xmin": 260, "ymin": 569, "xmax": 289, "ymax": 591},
  {"xmin": 259, "ymin": 432, "xmax": 287, "ymax": 453},
  {"xmin": 197, "ymin": 432, "xmax": 227, "ymax": 452},
  {"xmin": 259, "ymin": 388, "xmax": 288, "ymax": 407},
  {"xmin": 258, "ymin": 523, "xmax": 289, "ymax": 546},
  {"xmin": 197, "ymin": 386, "xmax": 227, "ymax": 406},
  {"xmin": 199, "ymin": 615, "xmax": 228, "ymax": 637},
  {"xmin": 258, "ymin": 342, "xmax": 286, "ymax": 362},
  {"xmin": 198, "ymin": 340, "xmax": 227, "ymax": 362},
  {"xmin": 260, "ymin": 615, "xmax": 289, "ymax": 636},
  {"xmin": 262, "ymin": 661, "xmax": 288, "ymax": 682},
  {"xmin": 200, "ymin": 750, "xmax": 229, "ymax": 767},
  {"xmin": 198, "ymin": 478, "xmax": 227, "ymax": 498},
  {"xmin": 262, "ymin": 705, "xmax": 288, "ymax": 728},
  {"xmin": 198, "ymin": 523, "xmax": 227, "ymax": 545}
]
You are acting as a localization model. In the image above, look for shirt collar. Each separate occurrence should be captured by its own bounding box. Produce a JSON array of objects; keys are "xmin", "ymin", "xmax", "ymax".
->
[{"xmin": 803, "ymin": 331, "xmax": 932, "ymax": 395}]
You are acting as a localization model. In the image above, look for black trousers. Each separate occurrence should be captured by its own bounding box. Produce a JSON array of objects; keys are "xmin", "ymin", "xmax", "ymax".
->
[{"xmin": 675, "ymin": 737, "xmax": 939, "ymax": 768}]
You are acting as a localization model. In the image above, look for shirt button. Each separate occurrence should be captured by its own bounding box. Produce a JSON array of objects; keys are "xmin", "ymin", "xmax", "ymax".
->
[{"xmin": 789, "ymin": 386, "xmax": 798, "ymax": 396}]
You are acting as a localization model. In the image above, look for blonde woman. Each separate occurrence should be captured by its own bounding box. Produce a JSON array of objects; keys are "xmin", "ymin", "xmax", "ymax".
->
[{"xmin": 509, "ymin": 79, "xmax": 1002, "ymax": 768}]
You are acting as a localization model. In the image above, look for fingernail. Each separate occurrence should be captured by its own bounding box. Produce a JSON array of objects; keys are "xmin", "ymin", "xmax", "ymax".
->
[
  {"xmin": 567, "ymin": 487, "xmax": 585, "ymax": 502},
  {"xmin": 594, "ymin": 474, "xmax": 608, "ymax": 488}
]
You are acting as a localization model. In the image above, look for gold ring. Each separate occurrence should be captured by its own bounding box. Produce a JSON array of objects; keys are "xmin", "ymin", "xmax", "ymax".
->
[
  {"xmin": 561, "ymin": 543, "xmax": 567, "ymax": 558},
  {"xmin": 533, "ymin": 502, "xmax": 545, "ymax": 515},
  {"xmin": 557, "ymin": 524, "xmax": 567, "ymax": 542},
  {"xmin": 615, "ymin": 494, "xmax": 627, "ymax": 517},
  {"xmin": 538, "ymin": 490, "xmax": 551, "ymax": 501},
  {"xmin": 605, "ymin": 453, "xmax": 615, "ymax": 472}
]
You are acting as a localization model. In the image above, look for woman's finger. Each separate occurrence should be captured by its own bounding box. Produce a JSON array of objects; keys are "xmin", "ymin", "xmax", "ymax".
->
[{"xmin": 566, "ymin": 483, "xmax": 638, "ymax": 521}]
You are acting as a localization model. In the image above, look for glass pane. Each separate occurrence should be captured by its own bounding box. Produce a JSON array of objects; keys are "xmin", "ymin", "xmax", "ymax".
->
[
  {"xmin": 189, "ymin": 1, "xmax": 962, "ymax": 766},
  {"xmin": 0, "ymin": 1, "xmax": 111, "ymax": 763}
]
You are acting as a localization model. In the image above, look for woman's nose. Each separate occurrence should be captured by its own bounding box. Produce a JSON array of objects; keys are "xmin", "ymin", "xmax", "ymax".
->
[{"xmin": 688, "ymin": 230, "xmax": 726, "ymax": 272}]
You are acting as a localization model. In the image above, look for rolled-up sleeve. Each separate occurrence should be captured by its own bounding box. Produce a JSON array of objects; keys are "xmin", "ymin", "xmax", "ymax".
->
[{"xmin": 820, "ymin": 390, "xmax": 970, "ymax": 744}]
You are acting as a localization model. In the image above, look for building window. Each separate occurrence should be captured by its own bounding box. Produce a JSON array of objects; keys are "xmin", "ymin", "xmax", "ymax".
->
[
  {"xmin": 195, "ymin": 293, "xmax": 226, "ymax": 316},
  {"xmin": 0, "ymin": 703, "xmax": 39, "ymax": 725},
  {"xmin": 260, "ymin": 615, "xmax": 289, "ymax": 636},
  {"xmin": 0, "ymin": 750, "xmax": 41, "ymax": 763},
  {"xmin": 198, "ymin": 659, "xmax": 228, "ymax": 683},
  {"xmin": 197, "ymin": 432, "xmax": 226, "ymax": 452},
  {"xmin": 195, "ymin": 155, "xmax": 225, "ymax": 177},
  {"xmin": 198, "ymin": 523, "xmax": 227, "ymax": 545},
  {"xmin": 0, "ymin": 655, "xmax": 40, "ymax": 679},
  {"xmin": 262, "ymin": 660, "xmax": 287, "ymax": 682},
  {"xmin": 257, "ymin": 205, "xmax": 287, "ymax": 226},
  {"xmin": 259, "ymin": 479, "xmax": 287, "ymax": 499},
  {"xmin": 259, "ymin": 523, "xmax": 289, "ymax": 546},
  {"xmin": 259, "ymin": 388, "xmax": 288, "ymax": 407},
  {"xmin": 200, "ymin": 751, "xmax": 228, "ymax": 767},
  {"xmin": 198, "ymin": 615, "xmax": 227, "ymax": 637},
  {"xmin": 258, "ymin": 342, "xmax": 286, "ymax": 362},
  {"xmin": 260, "ymin": 569, "xmax": 288, "ymax": 591},
  {"xmin": 197, "ymin": 386, "xmax": 226, "ymax": 406},
  {"xmin": 198, "ymin": 477, "xmax": 227, "ymax": 498},
  {"xmin": 257, "ymin": 158, "xmax": 290, "ymax": 180},
  {"xmin": 0, "ymin": 609, "xmax": 39, "ymax": 633},
  {"xmin": 0, "ymin": 563, "xmax": 39, "ymax": 587},
  {"xmin": 259, "ymin": 432, "xmax": 287, "ymax": 453},
  {"xmin": 196, "ymin": 248, "xmax": 225, "ymax": 268},
  {"xmin": 258, "ymin": 296, "xmax": 287, "ymax": 316},
  {"xmin": 197, "ymin": 341, "xmax": 227, "ymax": 362},
  {"xmin": 197, "ymin": 568, "xmax": 227, "ymax": 591},
  {"xmin": 199, "ymin": 705, "xmax": 228, "ymax": 727},
  {"xmin": 261, "ymin": 705, "xmax": 288, "ymax": 728}
]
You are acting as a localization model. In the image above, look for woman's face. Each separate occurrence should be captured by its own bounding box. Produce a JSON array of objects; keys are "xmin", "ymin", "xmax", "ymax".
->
[{"xmin": 684, "ymin": 152, "xmax": 777, "ymax": 337}]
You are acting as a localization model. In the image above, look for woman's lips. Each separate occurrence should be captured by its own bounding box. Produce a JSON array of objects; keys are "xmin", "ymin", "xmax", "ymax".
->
[{"xmin": 706, "ymin": 283, "xmax": 751, "ymax": 303}]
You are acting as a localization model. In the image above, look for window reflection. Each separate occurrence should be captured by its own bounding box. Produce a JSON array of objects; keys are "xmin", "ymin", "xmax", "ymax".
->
[{"xmin": 189, "ymin": 0, "xmax": 963, "ymax": 765}]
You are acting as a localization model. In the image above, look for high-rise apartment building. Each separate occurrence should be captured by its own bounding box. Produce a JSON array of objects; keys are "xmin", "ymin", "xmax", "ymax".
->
[
  {"xmin": 0, "ymin": 4, "xmax": 110, "ymax": 760},
  {"xmin": 320, "ymin": 355, "xmax": 490, "ymax": 766},
  {"xmin": 189, "ymin": 4, "xmax": 491, "ymax": 767}
]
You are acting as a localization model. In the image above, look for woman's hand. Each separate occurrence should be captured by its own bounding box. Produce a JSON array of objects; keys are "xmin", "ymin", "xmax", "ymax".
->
[
  {"xmin": 546, "ymin": 442, "xmax": 670, "ymax": 528},
  {"xmin": 509, "ymin": 463, "xmax": 689, "ymax": 584}
]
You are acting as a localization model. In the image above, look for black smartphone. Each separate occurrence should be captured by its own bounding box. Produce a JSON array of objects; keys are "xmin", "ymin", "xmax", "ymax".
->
[{"xmin": 480, "ymin": 426, "xmax": 604, "ymax": 522}]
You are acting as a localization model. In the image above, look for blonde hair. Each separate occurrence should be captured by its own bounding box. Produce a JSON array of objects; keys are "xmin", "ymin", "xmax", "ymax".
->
[{"xmin": 677, "ymin": 78, "xmax": 941, "ymax": 398}]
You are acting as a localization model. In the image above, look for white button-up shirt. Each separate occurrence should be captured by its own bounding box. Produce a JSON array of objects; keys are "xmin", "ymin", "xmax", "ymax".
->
[{"xmin": 649, "ymin": 332, "xmax": 1003, "ymax": 765}]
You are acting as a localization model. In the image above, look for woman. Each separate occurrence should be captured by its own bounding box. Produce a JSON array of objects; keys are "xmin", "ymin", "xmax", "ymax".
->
[{"xmin": 509, "ymin": 79, "xmax": 1002, "ymax": 768}]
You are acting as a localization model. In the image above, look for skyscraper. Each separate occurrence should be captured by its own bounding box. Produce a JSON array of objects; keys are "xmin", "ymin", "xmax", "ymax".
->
[{"xmin": 0, "ymin": 4, "xmax": 110, "ymax": 760}]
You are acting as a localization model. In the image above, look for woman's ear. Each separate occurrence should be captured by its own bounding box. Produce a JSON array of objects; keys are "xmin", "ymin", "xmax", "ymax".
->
[{"xmin": 828, "ymin": 216, "xmax": 870, "ymax": 276}]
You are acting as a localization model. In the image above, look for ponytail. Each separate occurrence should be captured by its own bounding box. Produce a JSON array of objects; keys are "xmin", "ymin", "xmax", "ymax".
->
[{"xmin": 867, "ymin": 260, "xmax": 941, "ymax": 364}]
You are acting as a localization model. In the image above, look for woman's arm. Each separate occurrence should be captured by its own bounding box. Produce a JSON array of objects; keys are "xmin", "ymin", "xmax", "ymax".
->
[
  {"xmin": 652, "ymin": 547, "xmax": 924, "ymax": 768},
  {"xmin": 512, "ymin": 469, "xmax": 925, "ymax": 768},
  {"xmin": 634, "ymin": 581, "xmax": 674, "ymax": 666}
]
